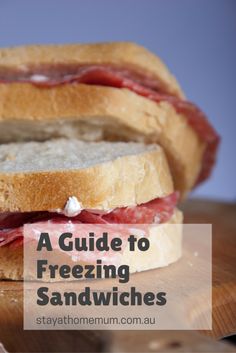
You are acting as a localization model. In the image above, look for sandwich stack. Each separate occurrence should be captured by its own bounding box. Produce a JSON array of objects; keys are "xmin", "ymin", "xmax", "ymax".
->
[{"xmin": 0, "ymin": 42, "xmax": 220, "ymax": 280}]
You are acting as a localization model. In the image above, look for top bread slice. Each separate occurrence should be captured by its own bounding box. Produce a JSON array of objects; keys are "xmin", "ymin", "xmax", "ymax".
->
[
  {"xmin": 0, "ymin": 139, "xmax": 173, "ymax": 212},
  {"xmin": 0, "ymin": 42, "xmax": 184, "ymax": 99},
  {"xmin": 0, "ymin": 83, "xmax": 205, "ymax": 196}
]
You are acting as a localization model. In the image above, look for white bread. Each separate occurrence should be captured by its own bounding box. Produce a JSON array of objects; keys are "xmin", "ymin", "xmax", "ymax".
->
[
  {"xmin": 0, "ymin": 83, "xmax": 205, "ymax": 195},
  {"xmin": 0, "ymin": 42, "xmax": 184, "ymax": 98},
  {"xmin": 0, "ymin": 139, "xmax": 173, "ymax": 212},
  {"xmin": 0, "ymin": 209, "xmax": 182, "ymax": 281}
]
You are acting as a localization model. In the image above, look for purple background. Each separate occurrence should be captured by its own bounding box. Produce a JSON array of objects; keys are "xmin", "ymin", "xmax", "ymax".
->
[{"xmin": 0, "ymin": 0, "xmax": 235, "ymax": 201}]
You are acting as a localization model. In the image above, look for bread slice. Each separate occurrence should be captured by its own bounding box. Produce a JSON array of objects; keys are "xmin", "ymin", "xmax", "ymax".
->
[
  {"xmin": 0, "ymin": 209, "xmax": 182, "ymax": 281},
  {"xmin": 0, "ymin": 139, "xmax": 173, "ymax": 212},
  {"xmin": 0, "ymin": 42, "xmax": 184, "ymax": 98},
  {"xmin": 0, "ymin": 83, "xmax": 205, "ymax": 195}
]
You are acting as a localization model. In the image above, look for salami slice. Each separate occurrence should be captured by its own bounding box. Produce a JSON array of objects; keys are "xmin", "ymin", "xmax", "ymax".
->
[
  {"xmin": 0, "ymin": 193, "xmax": 178, "ymax": 248},
  {"xmin": 103, "ymin": 192, "xmax": 178, "ymax": 224}
]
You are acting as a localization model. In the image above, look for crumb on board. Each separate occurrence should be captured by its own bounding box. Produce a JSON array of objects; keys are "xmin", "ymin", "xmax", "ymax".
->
[
  {"xmin": 148, "ymin": 340, "xmax": 162, "ymax": 351},
  {"xmin": 10, "ymin": 298, "xmax": 18, "ymax": 303}
]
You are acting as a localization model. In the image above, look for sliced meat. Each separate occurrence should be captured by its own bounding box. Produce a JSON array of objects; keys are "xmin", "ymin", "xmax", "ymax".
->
[
  {"xmin": 0, "ymin": 193, "xmax": 178, "ymax": 248},
  {"xmin": 103, "ymin": 192, "xmax": 178, "ymax": 224}
]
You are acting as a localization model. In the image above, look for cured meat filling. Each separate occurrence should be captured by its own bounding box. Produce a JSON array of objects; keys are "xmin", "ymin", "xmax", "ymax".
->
[{"xmin": 0, "ymin": 192, "xmax": 178, "ymax": 248}]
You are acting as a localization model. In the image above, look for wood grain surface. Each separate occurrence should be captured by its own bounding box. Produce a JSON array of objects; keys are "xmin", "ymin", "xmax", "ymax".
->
[
  {"xmin": 182, "ymin": 199, "xmax": 236, "ymax": 339},
  {"xmin": 0, "ymin": 199, "xmax": 235, "ymax": 353}
]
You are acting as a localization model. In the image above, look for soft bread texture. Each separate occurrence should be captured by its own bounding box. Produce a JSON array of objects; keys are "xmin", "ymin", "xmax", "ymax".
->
[
  {"xmin": 0, "ymin": 42, "xmax": 184, "ymax": 98},
  {"xmin": 0, "ymin": 83, "xmax": 205, "ymax": 195},
  {"xmin": 0, "ymin": 209, "xmax": 182, "ymax": 280},
  {"xmin": 0, "ymin": 139, "xmax": 173, "ymax": 212}
]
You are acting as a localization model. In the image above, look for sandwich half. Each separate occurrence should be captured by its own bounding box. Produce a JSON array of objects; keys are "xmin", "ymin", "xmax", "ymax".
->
[
  {"xmin": 0, "ymin": 139, "xmax": 182, "ymax": 280},
  {"xmin": 0, "ymin": 42, "xmax": 220, "ymax": 196}
]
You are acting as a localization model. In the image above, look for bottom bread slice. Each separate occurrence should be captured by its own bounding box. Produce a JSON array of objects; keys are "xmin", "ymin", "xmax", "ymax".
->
[{"xmin": 0, "ymin": 209, "xmax": 182, "ymax": 281}]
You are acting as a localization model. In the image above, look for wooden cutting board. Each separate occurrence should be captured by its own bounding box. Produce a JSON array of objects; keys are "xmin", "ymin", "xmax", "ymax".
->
[
  {"xmin": 0, "ymin": 199, "xmax": 235, "ymax": 353},
  {"xmin": 182, "ymin": 199, "xmax": 236, "ymax": 339}
]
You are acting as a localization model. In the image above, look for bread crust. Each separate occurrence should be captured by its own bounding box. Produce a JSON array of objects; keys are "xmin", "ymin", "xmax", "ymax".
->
[
  {"xmin": 0, "ymin": 209, "xmax": 182, "ymax": 280},
  {"xmin": 0, "ymin": 42, "xmax": 184, "ymax": 98},
  {"xmin": 0, "ymin": 83, "xmax": 205, "ymax": 194},
  {"xmin": 0, "ymin": 146, "xmax": 173, "ymax": 212}
]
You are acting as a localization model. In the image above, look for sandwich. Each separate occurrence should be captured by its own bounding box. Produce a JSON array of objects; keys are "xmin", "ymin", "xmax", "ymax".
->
[
  {"xmin": 0, "ymin": 42, "xmax": 220, "ymax": 196},
  {"xmin": 0, "ymin": 42, "xmax": 219, "ymax": 280},
  {"xmin": 0, "ymin": 139, "xmax": 182, "ymax": 280}
]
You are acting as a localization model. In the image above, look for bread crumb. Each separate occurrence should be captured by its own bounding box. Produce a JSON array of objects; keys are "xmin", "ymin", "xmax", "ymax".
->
[
  {"xmin": 10, "ymin": 298, "xmax": 18, "ymax": 303},
  {"xmin": 149, "ymin": 340, "xmax": 162, "ymax": 350}
]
